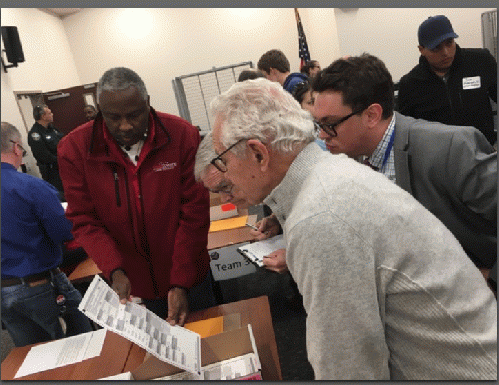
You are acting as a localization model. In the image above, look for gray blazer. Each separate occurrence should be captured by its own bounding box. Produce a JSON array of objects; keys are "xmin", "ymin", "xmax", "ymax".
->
[{"xmin": 393, "ymin": 112, "xmax": 497, "ymax": 270}]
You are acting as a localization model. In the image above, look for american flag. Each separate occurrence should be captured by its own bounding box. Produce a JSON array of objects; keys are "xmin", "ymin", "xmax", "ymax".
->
[{"xmin": 295, "ymin": 8, "xmax": 311, "ymax": 70}]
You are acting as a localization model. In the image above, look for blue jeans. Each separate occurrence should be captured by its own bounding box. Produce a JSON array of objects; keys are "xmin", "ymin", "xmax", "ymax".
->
[
  {"xmin": 143, "ymin": 272, "xmax": 217, "ymax": 319},
  {"xmin": 1, "ymin": 270, "xmax": 93, "ymax": 347}
]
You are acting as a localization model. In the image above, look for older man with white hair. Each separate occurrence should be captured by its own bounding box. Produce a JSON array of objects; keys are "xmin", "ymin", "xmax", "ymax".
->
[{"xmin": 209, "ymin": 78, "xmax": 497, "ymax": 380}]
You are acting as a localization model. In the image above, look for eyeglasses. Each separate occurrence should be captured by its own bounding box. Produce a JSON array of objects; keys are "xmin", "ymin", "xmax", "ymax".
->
[
  {"xmin": 210, "ymin": 138, "xmax": 247, "ymax": 173},
  {"xmin": 10, "ymin": 140, "xmax": 27, "ymax": 157},
  {"xmin": 314, "ymin": 108, "xmax": 365, "ymax": 138}
]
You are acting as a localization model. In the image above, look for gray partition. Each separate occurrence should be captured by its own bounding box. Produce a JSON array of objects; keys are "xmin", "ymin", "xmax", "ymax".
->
[{"xmin": 172, "ymin": 62, "xmax": 253, "ymax": 135}]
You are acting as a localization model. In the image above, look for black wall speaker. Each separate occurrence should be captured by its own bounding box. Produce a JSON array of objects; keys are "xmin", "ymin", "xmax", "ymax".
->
[{"xmin": 1, "ymin": 26, "xmax": 25, "ymax": 65}]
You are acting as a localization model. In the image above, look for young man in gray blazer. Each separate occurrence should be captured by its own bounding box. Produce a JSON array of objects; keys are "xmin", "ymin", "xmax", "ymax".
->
[{"xmin": 312, "ymin": 54, "xmax": 497, "ymax": 293}]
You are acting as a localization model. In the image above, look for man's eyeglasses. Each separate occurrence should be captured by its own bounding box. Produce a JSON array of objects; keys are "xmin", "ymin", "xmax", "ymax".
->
[
  {"xmin": 10, "ymin": 140, "xmax": 27, "ymax": 157},
  {"xmin": 210, "ymin": 138, "xmax": 247, "ymax": 173},
  {"xmin": 314, "ymin": 108, "xmax": 365, "ymax": 138}
]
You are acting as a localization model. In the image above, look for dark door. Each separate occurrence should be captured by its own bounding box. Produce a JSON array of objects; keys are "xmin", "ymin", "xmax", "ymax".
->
[{"xmin": 43, "ymin": 83, "xmax": 98, "ymax": 135}]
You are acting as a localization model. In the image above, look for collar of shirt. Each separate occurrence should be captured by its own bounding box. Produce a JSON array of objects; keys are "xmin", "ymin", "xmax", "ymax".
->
[
  {"xmin": 366, "ymin": 115, "xmax": 396, "ymax": 182},
  {"xmin": 120, "ymin": 135, "xmax": 146, "ymax": 166}
]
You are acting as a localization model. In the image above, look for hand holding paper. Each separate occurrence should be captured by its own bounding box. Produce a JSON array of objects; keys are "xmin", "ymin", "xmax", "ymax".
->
[
  {"xmin": 111, "ymin": 269, "xmax": 132, "ymax": 304},
  {"xmin": 237, "ymin": 234, "xmax": 286, "ymax": 268},
  {"xmin": 167, "ymin": 287, "xmax": 189, "ymax": 326},
  {"xmin": 263, "ymin": 249, "xmax": 288, "ymax": 274}
]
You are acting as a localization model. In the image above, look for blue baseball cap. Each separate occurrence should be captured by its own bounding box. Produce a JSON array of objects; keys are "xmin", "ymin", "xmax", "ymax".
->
[{"xmin": 418, "ymin": 15, "xmax": 459, "ymax": 50}]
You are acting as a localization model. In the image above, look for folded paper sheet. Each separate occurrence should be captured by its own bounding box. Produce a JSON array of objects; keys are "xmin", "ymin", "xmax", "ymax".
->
[
  {"xmin": 184, "ymin": 316, "xmax": 224, "ymax": 338},
  {"xmin": 209, "ymin": 215, "xmax": 248, "ymax": 233},
  {"xmin": 78, "ymin": 275, "xmax": 202, "ymax": 375}
]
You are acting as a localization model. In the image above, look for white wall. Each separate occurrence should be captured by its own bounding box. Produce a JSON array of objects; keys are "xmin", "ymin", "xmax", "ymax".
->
[
  {"xmin": 1, "ymin": 7, "xmax": 493, "ymax": 142},
  {"xmin": 334, "ymin": 8, "xmax": 495, "ymax": 82},
  {"xmin": 1, "ymin": 8, "xmax": 81, "ymax": 175},
  {"xmin": 302, "ymin": 8, "xmax": 342, "ymax": 69},
  {"xmin": 61, "ymin": 8, "xmax": 340, "ymax": 116}
]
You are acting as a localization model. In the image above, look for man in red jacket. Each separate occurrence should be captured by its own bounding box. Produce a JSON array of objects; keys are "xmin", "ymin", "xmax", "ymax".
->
[{"xmin": 58, "ymin": 67, "xmax": 214, "ymax": 326}]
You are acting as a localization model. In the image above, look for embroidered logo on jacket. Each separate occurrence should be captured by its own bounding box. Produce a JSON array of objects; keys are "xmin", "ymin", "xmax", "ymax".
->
[{"xmin": 153, "ymin": 162, "xmax": 177, "ymax": 172}]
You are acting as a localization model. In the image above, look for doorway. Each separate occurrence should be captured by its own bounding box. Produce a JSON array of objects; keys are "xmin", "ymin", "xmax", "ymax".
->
[{"xmin": 14, "ymin": 91, "xmax": 44, "ymax": 177}]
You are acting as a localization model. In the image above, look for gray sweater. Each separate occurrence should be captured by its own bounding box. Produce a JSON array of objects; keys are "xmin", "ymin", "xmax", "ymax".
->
[{"xmin": 264, "ymin": 143, "xmax": 497, "ymax": 380}]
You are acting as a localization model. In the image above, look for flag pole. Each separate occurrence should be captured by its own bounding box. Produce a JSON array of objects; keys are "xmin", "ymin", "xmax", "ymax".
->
[{"xmin": 294, "ymin": 8, "xmax": 311, "ymax": 70}]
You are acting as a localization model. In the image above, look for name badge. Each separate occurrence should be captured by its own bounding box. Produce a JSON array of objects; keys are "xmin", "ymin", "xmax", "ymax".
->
[{"xmin": 462, "ymin": 76, "xmax": 481, "ymax": 90}]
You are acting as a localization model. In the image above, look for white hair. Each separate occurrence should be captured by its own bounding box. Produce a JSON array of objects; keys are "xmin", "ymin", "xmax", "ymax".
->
[
  {"xmin": 210, "ymin": 78, "xmax": 315, "ymax": 155},
  {"xmin": 194, "ymin": 132, "xmax": 216, "ymax": 181}
]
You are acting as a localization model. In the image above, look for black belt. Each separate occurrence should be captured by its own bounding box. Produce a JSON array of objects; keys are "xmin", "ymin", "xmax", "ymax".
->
[{"xmin": 1, "ymin": 268, "xmax": 61, "ymax": 288}]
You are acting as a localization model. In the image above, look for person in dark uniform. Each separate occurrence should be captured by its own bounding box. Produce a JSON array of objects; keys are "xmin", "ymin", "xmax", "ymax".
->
[{"xmin": 28, "ymin": 105, "xmax": 65, "ymax": 199}]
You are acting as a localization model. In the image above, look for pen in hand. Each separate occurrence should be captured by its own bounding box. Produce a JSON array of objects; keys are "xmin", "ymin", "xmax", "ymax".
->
[{"xmin": 246, "ymin": 223, "xmax": 259, "ymax": 231}]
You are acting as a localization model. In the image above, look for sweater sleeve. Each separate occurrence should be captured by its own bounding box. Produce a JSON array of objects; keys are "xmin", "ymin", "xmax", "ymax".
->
[
  {"xmin": 57, "ymin": 134, "xmax": 124, "ymax": 280},
  {"xmin": 287, "ymin": 212, "xmax": 390, "ymax": 380},
  {"xmin": 168, "ymin": 124, "xmax": 210, "ymax": 289}
]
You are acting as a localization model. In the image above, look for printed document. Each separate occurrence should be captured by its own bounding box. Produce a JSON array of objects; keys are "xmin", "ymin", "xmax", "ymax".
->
[
  {"xmin": 15, "ymin": 328, "xmax": 106, "ymax": 378},
  {"xmin": 78, "ymin": 275, "xmax": 202, "ymax": 375},
  {"xmin": 237, "ymin": 234, "xmax": 285, "ymax": 267}
]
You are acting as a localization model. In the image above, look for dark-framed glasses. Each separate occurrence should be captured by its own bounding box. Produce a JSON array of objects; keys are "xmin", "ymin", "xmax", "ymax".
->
[
  {"xmin": 10, "ymin": 140, "xmax": 27, "ymax": 157},
  {"xmin": 210, "ymin": 138, "xmax": 247, "ymax": 173},
  {"xmin": 314, "ymin": 108, "xmax": 366, "ymax": 137}
]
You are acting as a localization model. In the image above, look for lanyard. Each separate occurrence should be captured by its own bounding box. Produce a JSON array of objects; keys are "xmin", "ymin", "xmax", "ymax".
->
[{"xmin": 381, "ymin": 127, "xmax": 396, "ymax": 170}]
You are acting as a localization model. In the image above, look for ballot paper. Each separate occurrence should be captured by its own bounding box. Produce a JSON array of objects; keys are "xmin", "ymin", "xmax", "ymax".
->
[
  {"xmin": 15, "ymin": 328, "xmax": 106, "ymax": 378},
  {"xmin": 154, "ymin": 353, "xmax": 260, "ymax": 381},
  {"xmin": 78, "ymin": 275, "xmax": 202, "ymax": 376},
  {"xmin": 237, "ymin": 234, "xmax": 285, "ymax": 267},
  {"xmin": 98, "ymin": 352, "xmax": 259, "ymax": 381}
]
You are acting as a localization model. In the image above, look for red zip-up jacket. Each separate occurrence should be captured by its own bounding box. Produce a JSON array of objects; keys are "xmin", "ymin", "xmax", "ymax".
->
[{"xmin": 57, "ymin": 108, "xmax": 210, "ymax": 299}]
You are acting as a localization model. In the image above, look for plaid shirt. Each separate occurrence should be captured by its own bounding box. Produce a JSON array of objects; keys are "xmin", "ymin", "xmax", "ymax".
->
[{"xmin": 367, "ymin": 115, "xmax": 396, "ymax": 182}]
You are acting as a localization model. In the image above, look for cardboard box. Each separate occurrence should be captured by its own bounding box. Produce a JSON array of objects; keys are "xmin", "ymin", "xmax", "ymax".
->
[{"xmin": 130, "ymin": 324, "xmax": 261, "ymax": 380}]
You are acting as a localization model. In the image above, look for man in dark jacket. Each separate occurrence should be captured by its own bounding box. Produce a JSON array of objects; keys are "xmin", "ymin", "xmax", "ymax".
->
[
  {"xmin": 258, "ymin": 49, "xmax": 308, "ymax": 94},
  {"xmin": 28, "ymin": 105, "xmax": 65, "ymax": 197},
  {"xmin": 58, "ymin": 67, "xmax": 215, "ymax": 325},
  {"xmin": 397, "ymin": 15, "xmax": 497, "ymax": 146}
]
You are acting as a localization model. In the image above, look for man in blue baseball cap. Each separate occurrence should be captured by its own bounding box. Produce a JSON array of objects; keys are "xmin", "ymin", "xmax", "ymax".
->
[{"xmin": 397, "ymin": 15, "xmax": 497, "ymax": 147}]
